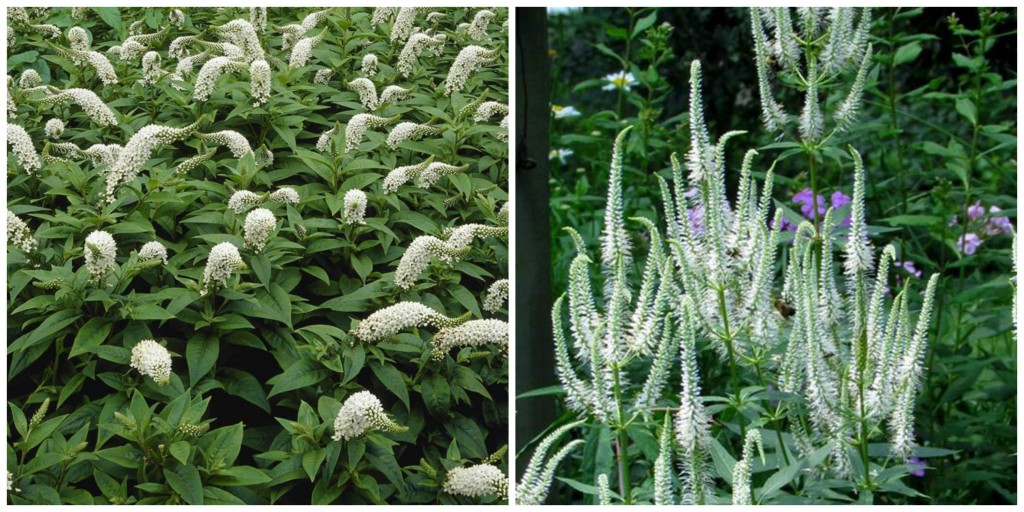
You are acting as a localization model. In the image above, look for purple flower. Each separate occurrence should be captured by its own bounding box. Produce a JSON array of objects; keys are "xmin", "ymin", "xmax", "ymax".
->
[
  {"xmin": 894, "ymin": 260, "xmax": 922, "ymax": 279},
  {"xmin": 967, "ymin": 200, "xmax": 985, "ymax": 220},
  {"xmin": 830, "ymin": 190, "xmax": 852, "ymax": 227},
  {"xmin": 948, "ymin": 214, "xmax": 958, "ymax": 227},
  {"xmin": 792, "ymin": 188, "xmax": 826, "ymax": 221},
  {"xmin": 908, "ymin": 457, "xmax": 927, "ymax": 477},
  {"xmin": 687, "ymin": 206, "xmax": 705, "ymax": 236},
  {"xmin": 957, "ymin": 233, "xmax": 982, "ymax": 255},
  {"xmin": 986, "ymin": 206, "xmax": 1014, "ymax": 235}
]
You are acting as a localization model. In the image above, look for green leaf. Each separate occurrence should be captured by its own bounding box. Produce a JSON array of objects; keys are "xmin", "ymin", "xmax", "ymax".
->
[
  {"xmin": 445, "ymin": 416, "xmax": 486, "ymax": 459},
  {"xmin": 200, "ymin": 423, "xmax": 244, "ymax": 470},
  {"xmin": 187, "ymin": 335, "xmax": 219, "ymax": 384},
  {"xmin": 169, "ymin": 441, "xmax": 191, "ymax": 465},
  {"xmin": 893, "ymin": 42, "xmax": 922, "ymax": 66},
  {"xmin": 955, "ymin": 97, "xmax": 978, "ymax": 126},
  {"xmin": 881, "ymin": 215, "xmax": 942, "ymax": 227},
  {"xmin": 7, "ymin": 51, "xmax": 39, "ymax": 72},
  {"xmin": 8, "ymin": 310, "xmax": 82, "ymax": 353},
  {"xmin": 250, "ymin": 283, "xmax": 293, "ymax": 328},
  {"xmin": 370, "ymin": 363, "xmax": 410, "ymax": 411},
  {"xmin": 421, "ymin": 373, "xmax": 451, "ymax": 418},
  {"xmin": 165, "ymin": 465, "xmax": 203, "ymax": 505},
  {"xmin": 210, "ymin": 466, "xmax": 272, "ymax": 487},
  {"xmin": 631, "ymin": 11, "xmax": 659, "ymax": 38},
  {"xmin": 303, "ymin": 449, "xmax": 327, "ymax": 481},
  {"xmin": 321, "ymin": 280, "xmax": 385, "ymax": 312},
  {"xmin": 220, "ymin": 368, "xmax": 271, "ymax": 413},
  {"xmin": 268, "ymin": 358, "xmax": 330, "ymax": 397},
  {"xmin": 251, "ymin": 253, "xmax": 271, "ymax": 287},
  {"xmin": 93, "ymin": 8, "xmax": 123, "ymax": 36},
  {"xmin": 69, "ymin": 317, "xmax": 112, "ymax": 358}
]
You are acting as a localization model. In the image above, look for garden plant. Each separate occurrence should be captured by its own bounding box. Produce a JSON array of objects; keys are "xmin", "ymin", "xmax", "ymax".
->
[
  {"xmin": 7, "ymin": 6, "xmax": 509, "ymax": 505},
  {"xmin": 520, "ymin": 7, "xmax": 1016, "ymax": 505}
]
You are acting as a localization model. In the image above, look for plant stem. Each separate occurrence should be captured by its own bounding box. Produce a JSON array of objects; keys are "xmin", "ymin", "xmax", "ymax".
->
[
  {"xmin": 611, "ymin": 365, "xmax": 632, "ymax": 504},
  {"xmin": 808, "ymin": 150, "xmax": 819, "ymax": 230},
  {"xmin": 716, "ymin": 287, "xmax": 745, "ymax": 440}
]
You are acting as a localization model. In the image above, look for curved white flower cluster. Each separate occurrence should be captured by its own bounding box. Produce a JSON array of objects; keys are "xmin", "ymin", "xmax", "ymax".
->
[
  {"xmin": 104, "ymin": 122, "xmax": 199, "ymax": 202},
  {"xmin": 193, "ymin": 56, "xmax": 247, "ymax": 101},
  {"xmin": 444, "ymin": 46, "xmax": 497, "ymax": 96},
  {"xmin": 243, "ymin": 208, "xmax": 276, "ymax": 253},
  {"xmin": 288, "ymin": 30, "xmax": 326, "ymax": 69},
  {"xmin": 332, "ymin": 390, "xmax": 406, "ymax": 441},
  {"xmin": 7, "ymin": 211, "xmax": 37, "ymax": 252},
  {"xmin": 378, "ymin": 85, "xmax": 410, "ymax": 106},
  {"xmin": 7, "ymin": 124, "xmax": 41, "ymax": 174},
  {"xmin": 343, "ymin": 189, "xmax": 368, "ymax": 225},
  {"xmin": 84, "ymin": 230, "xmax": 117, "ymax": 281},
  {"xmin": 139, "ymin": 51, "xmax": 164, "ymax": 86},
  {"xmin": 249, "ymin": 59, "xmax": 271, "ymax": 106},
  {"xmin": 228, "ymin": 190, "xmax": 263, "ymax": 213},
  {"xmin": 67, "ymin": 26, "xmax": 89, "ymax": 51},
  {"xmin": 397, "ymin": 32, "xmax": 445, "ymax": 78},
  {"xmin": 467, "ymin": 10, "xmax": 496, "ymax": 41},
  {"xmin": 249, "ymin": 8, "xmax": 266, "ymax": 32},
  {"xmin": 370, "ymin": 8, "xmax": 396, "ymax": 27},
  {"xmin": 18, "ymin": 69, "xmax": 42, "ymax": 89},
  {"xmin": 347, "ymin": 78, "xmax": 379, "ymax": 110},
  {"xmin": 345, "ymin": 114, "xmax": 395, "ymax": 153},
  {"xmin": 386, "ymin": 122, "xmax": 442, "ymax": 150},
  {"xmin": 130, "ymin": 339, "xmax": 172, "ymax": 385},
  {"xmin": 213, "ymin": 19, "xmax": 264, "ymax": 62},
  {"xmin": 35, "ymin": 88, "xmax": 118, "ymax": 126},
  {"xmin": 431, "ymin": 319, "xmax": 508, "ymax": 361},
  {"xmin": 443, "ymin": 464, "xmax": 508, "ymax": 498},
  {"xmin": 313, "ymin": 68, "xmax": 334, "ymax": 85},
  {"xmin": 473, "ymin": 101, "xmax": 508, "ymax": 123},
  {"xmin": 361, "ymin": 54, "xmax": 378, "ymax": 76},
  {"xmin": 197, "ymin": 130, "xmax": 253, "ymax": 158},
  {"xmin": 169, "ymin": 9, "xmax": 186, "ymax": 29},
  {"xmin": 268, "ymin": 187, "xmax": 300, "ymax": 205},
  {"xmin": 354, "ymin": 301, "xmax": 464, "ymax": 342},
  {"xmin": 418, "ymin": 162, "xmax": 469, "ymax": 189},
  {"xmin": 138, "ymin": 241, "xmax": 168, "ymax": 264},
  {"xmin": 201, "ymin": 242, "xmax": 245, "ymax": 295},
  {"xmin": 395, "ymin": 224, "xmax": 507, "ymax": 289},
  {"xmin": 484, "ymin": 279, "xmax": 509, "ymax": 313},
  {"xmin": 390, "ymin": 7, "xmax": 419, "ymax": 43}
]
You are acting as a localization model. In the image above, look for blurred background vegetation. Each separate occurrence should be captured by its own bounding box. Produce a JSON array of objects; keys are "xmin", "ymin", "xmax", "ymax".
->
[{"xmin": 522, "ymin": 6, "xmax": 1016, "ymax": 505}]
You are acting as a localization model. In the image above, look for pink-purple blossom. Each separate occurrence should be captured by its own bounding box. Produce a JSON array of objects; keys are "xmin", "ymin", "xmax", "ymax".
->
[
  {"xmin": 894, "ymin": 260, "xmax": 922, "ymax": 279},
  {"xmin": 908, "ymin": 457, "xmax": 927, "ymax": 478},
  {"xmin": 956, "ymin": 233, "xmax": 982, "ymax": 255}
]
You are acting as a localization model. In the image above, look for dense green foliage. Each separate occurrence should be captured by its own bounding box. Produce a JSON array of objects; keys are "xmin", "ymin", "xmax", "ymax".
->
[
  {"xmin": 7, "ymin": 7, "xmax": 509, "ymax": 505},
  {"xmin": 531, "ymin": 7, "xmax": 1015, "ymax": 505}
]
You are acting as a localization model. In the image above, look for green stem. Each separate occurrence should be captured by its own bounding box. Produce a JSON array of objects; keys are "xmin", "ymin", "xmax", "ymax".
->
[
  {"xmin": 612, "ymin": 366, "xmax": 632, "ymax": 504},
  {"xmin": 716, "ymin": 287, "xmax": 745, "ymax": 441},
  {"xmin": 808, "ymin": 150, "xmax": 819, "ymax": 229}
]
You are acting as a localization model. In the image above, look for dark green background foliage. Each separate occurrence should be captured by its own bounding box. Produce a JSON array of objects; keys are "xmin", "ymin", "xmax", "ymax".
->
[
  {"xmin": 530, "ymin": 7, "xmax": 1015, "ymax": 504},
  {"xmin": 7, "ymin": 7, "xmax": 508, "ymax": 505}
]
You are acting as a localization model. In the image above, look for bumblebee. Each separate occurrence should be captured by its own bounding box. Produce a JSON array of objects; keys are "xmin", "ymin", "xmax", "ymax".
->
[{"xmin": 773, "ymin": 297, "xmax": 795, "ymax": 320}]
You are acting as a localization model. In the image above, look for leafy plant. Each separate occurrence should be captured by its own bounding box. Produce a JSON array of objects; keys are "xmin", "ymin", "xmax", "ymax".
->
[{"xmin": 7, "ymin": 6, "xmax": 508, "ymax": 505}]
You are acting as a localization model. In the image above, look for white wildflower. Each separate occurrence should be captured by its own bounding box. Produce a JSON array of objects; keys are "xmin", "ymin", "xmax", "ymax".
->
[
  {"xmin": 418, "ymin": 162, "xmax": 468, "ymax": 189},
  {"xmin": 249, "ymin": 59, "xmax": 271, "ymax": 107},
  {"xmin": 249, "ymin": 7, "xmax": 267, "ymax": 32},
  {"xmin": 35, "ymin": 89, "xmax": 118, "ymax": 126},
  {"xmin": 468, "ymin": 10, "xmax": 496, "ymax": 41},
  {"xmin": 130, "ymin": 339, "xmax": 172, "ymax": 385},
  {"xmin": 288, "ymin": 30, "xmax": 326, "ymax": 69},
  {"xmin": 444, "ymin": 45, "xmax": 498, "ymax": 96},
  {"xmin": 228, "ymin": 190, "xmax": 263, "ymax": 213},
  {"xmin": 269, "ymin": 187, "xmax": 300, "ymax": 205},
  {"xmin": 84, "ymin": 230, "xmax": 117, "ymax": 281},
  {"xmin": 7, "ymin": 211, "xmax": 37, "ymax": 252},
  {"xmin": 371, "ymin": 8, "xmax": 396, "ymax": 27},
  {"xmin": 383, "ymin": 159, "xmax": 432, "ymax": 193},
  {"xmin": 68, "ymin": 26, "xmax": 90, "ymax": 51},
  {"xmin": 7, "ymin": 124, "xmax": 42, "ymax": 174},
  {"xmin": 397, "ymin": 33, "xmax": 442, "ymax": 78},
  {"xmin": 332, "ymin": 391, "xmax": 406, "ymax": 442},
  {"xmin": 139, "ymin": 51, "xmax": 163, "ymax": 86},
  {"xmin": 168, "ymin": 9, "xmax": 186, "ymax": 29},
  {"xmin": 378, "ymin": 85, "xmax": 410, "ymax": 105},
  {"xmin": 243, "ymin": 208, "xmax": 276, "ymax": 253},
  {"xmin": 138, "ymin": 241, "xmax": 168, "ymax": 264},
  {"xmin": 354, "ymin": 301, "xmax": 457, "ymax": 342},
  {"xmin": 314, "ymin": 68, "xmax": 334, "ymax": 85},
  {"xmin": 444, "ymin": 464, "xmax": 508, "ymax": 498},
  {"xmin": 484, "ymin": 279, "xmax": 509, "ymax": 313},
  {"xmin": 347, "ymin": 77, "xmax": 379, "ymax": 110},
  {"xmin": 201, "ymin": 242, "xmax": 245, "ymax": 295},
  {"xmin": 343, "ymin": 189, "xmax": 368, "ymax": 225},
  {"xmin": 431, "ymin": 319, "xmax": 509, "ymax": 360},
  {"xmin": 386, "ymin": 122, "xmax": 442, "ymax": 150},
  {"xmin": 45, "ymin": 118, "xmax": 65, "ymax": 138},
  {"xmin": 426, "ymin": 12, "xmax": 446, "ymax": 24},
  {"xmin": 301, "ymin": 9, "xmax": 331, "ymax": 30},
  {"xmin": 390, "ymin": 7, "xmax": 419, "ymax": 43},
  {"xmin": 316, "ymin": 126, "xmax": 339, "ymax": 153},
  {"xmin": 193, "ymin": 56, "xmax": 247, "ymax": 101},
  {"xmin": 474, "ymin": 101, "xmax": 508, "ymax": 122},
  {"xmin": 361, "ymin": 54, "xmax": 378, "ymax": 76},
  {"xmin": 18, "ymin": 69, "xmax": 42, "ymax": 89},
  {"xmin": 197, "ymin": 130, "xmax": 253, "ymax": 158},
  {"xmin": 344, "ymin": 114, "xmax": 395, "ymax": 153},
  {"xmin": 104, "ymin": 122, "xmax": 198, "ymax": 201}
]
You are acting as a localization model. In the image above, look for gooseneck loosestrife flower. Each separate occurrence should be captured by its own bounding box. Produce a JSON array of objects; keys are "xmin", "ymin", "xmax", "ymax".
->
[
  {"xmin": 343, "ymin": 189, "xmax": 368, "ymax": 225},
  {"xmin": 431, "ymin": 319, "xmax": 509, "ymax": 361},
  {"xmin": 84, "ymin": 230, "xmax": 117, "ymax": 282},
  {"xmin": 7, "ymin": 124, "xmax": 42, "ymax": 174},
  {"xmin": 8, "ymin": 211, "xmax": 37, "ymax": 252},
  {"xmin": 524, "ymin": 56, "xmax": 940, "ymax": 505},
  {"xmin": 130, "ymin": 339, "xmax": 172, "ymax": 385},
  {"xmin": 444, "ymin": 45, "xmax": 498, "ymax": 96},
  {"xmin": 344, "ymin": 114, "xmax": 396, "ymax": 153},
  {"xmin": 483, "ymin": 279, "xmax": 509, "ymax": 312},
  {"xmin": 104, "ymin": 121, "xmax": 200, "ymax": 203},
  {"xmin": 331, "ymin": 391, "xmax": 407, "ymax": 441},
  {"xmin": 395, "ymin": 223, "xmax": 507, "ymax": 289},
  {"xmin": 444, "ymin": 464, "xmax": 508, "ymax": 498},
  {"xmin": 201, "ymin": 242, "xmax": 245, "ymax": 296},
  {"xmin": 354, "ymin": 301, "xmax": 467, "ymax": 342},
  {"xmin": 243, "ymin": 208, "xmax": 276, "ymax": 253}
]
